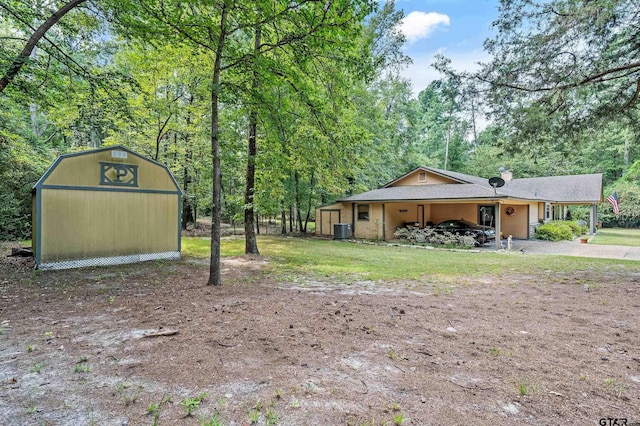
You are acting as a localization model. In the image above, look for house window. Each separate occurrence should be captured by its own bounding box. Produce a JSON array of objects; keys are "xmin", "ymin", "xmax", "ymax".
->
[
  {"xmin": 545, "ymin": 203, "xmax": 551, "ymax": 221},
  {"xmin": 357, "ymin": 204, "xmax": 369, "ymax": 221},
  {"xmin": 418, "ymin": 172, "xmax": 426, "ymax": 182}
]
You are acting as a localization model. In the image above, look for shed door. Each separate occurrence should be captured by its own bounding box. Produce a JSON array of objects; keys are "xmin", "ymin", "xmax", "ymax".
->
[{"xmin": 321, "ymin": 210, "xmax": 340, "ymax": 235}]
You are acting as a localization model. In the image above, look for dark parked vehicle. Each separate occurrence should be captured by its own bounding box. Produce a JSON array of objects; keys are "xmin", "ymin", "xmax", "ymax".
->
[{"xmin": 433, "ymin": 219, "xmax": 496, "ymax": 246}]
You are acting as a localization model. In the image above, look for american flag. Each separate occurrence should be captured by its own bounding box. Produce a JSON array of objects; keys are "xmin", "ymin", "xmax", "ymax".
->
[{"xmin": 607, "ymin": 191, "xmax": 620, "ymax": 215}]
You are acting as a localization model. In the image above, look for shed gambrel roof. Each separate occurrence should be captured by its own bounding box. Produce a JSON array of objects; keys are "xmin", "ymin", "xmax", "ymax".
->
[{"xmin": 340, "ymin": 166, "xmax": 603, "ymax": 204}]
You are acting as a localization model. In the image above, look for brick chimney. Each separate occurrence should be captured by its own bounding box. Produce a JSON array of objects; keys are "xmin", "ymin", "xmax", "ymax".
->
[{"xmin": 501, "ymin": 169, "xmax": 513, "ymax": 182}]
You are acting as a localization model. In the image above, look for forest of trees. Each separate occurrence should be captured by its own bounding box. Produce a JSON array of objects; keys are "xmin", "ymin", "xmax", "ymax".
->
[{"xmin": 2, "ymin": 0, "xmax": 640, "ymax": 284}]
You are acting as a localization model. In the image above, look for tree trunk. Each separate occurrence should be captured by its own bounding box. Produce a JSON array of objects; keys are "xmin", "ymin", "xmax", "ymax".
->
[
  {"xmin": 182, "ymin": 144, "xmax": 194, "ymax": 230},
  {"xmin": 444, "ymin": 116, "xmax": 451, "ymax": 170},
  {"xmin": 207, "ymin": 2, "xmax": 228, "ymax": 287},
  {"xmin": 294, "ymin": 171, "xmax": 303, "ymax": 233},
  {"xmin": 182, "ymin": 95, "xmax": 194, "ymax": 230},
  {"xmin": 289, "ymin": 205, "xmax": 294, "ymax": 232},
  {"xmin": 303, "ymin": 172, "xmax": 315, "ymax": 233},
  {"xmin": 281, "ymin": 207, "xmax": 287, "ymax": 234},
  {"xmin": 244, "ymin": 25, "xmax": 261, "ymax": 256},
  {"xmin": 470, "ymin": 95, "xmax": 478, "ymax": 145},
  {"xmin": 0, "ymin": 0, "xmax": 87, "ymax": 93},
  {"xmin": 255, "ymin": 213, "xmax": 260, "ymax": 235}
]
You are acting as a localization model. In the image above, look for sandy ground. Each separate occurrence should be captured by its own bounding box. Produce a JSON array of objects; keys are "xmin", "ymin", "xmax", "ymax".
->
[{"xmin": 1, "ymin": 244, "xmax": 640, "ymax": 425}]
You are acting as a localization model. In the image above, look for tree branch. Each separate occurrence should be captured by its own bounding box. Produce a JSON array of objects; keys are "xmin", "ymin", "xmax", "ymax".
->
[
  {"xmin": 0, "ymin": 0, "xmax": 86, "ymax": 93},
  {"xmin": 621, "ymin": 78, "xmax": 640, "ymax": 110},
  {"xmin": 488, "ymin": 61, "xmax": 640, "ymax": 93}
]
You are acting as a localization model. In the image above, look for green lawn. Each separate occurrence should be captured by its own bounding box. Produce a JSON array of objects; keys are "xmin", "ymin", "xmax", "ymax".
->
[
  {"xmin": 590, "ymin": 228, "xmax": 640, "ymax": 246},
  {"xmin": 183, "ymin": 235, "xmax": 640, "ymax": 282}
]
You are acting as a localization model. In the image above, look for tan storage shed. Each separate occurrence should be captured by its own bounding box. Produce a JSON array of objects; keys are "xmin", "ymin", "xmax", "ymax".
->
[{"xmin": 32, "ymin": 146, "xmax": 182, "ymax": 270}]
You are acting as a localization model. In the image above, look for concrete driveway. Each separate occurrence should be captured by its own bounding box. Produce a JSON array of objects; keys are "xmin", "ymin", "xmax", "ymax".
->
[{"xmin": 493, "ymin": 238, "xmax": 640, "ymax": 261}]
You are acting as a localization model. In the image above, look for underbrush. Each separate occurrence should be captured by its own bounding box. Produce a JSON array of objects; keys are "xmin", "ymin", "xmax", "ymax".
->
[{"xmin": 393, "ymin": 227, "xmax": 476, "ymax": 248}]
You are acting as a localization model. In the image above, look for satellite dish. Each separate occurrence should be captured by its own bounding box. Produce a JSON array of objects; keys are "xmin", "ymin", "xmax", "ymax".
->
[{"xmin": 489, "ymin": 176, "xmax": 505, "ymax": 188}]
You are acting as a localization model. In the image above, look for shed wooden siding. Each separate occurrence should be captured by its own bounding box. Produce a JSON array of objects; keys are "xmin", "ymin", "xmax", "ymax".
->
[
  {"xmin": 43, "ymin": 149, "xmax": 176, "ymax": 191},
  {"xmin": 39, "ymin": 190, "xmax": 178, "ymax": 262},
  {"xmin": 33, "ymin": 146, "xmax": 181, "ymax": 268}
]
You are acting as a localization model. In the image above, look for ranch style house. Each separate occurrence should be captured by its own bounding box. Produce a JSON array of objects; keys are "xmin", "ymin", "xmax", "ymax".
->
[{"xmin": 315, "ymin": 166, "xmax": 603, "ymax": 249}]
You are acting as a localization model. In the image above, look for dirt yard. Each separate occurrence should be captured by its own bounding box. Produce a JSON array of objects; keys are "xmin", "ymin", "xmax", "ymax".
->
[{"xmin": 1, "ymin": 244, "xmax": 640, "ymax": 425}]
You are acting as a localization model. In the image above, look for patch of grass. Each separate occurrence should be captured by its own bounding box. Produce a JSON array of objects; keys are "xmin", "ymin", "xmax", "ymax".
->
[
  {"xmin": 115, "ymin": 382, "xmax": 142, "ymax": 406},
  {"xmin": 247, "ymin": 407, "xmax": 260, "ymax": 424},
  {"xmin": 182, "ymin": 235, "xmax": 640, "ymax": 282},
  {"xmin": 180, "ymin": 392, "xmax": 208, "ymax": 416},
  {"xmin": 182, "ymin": 237, "xmax": 244, "ymax": 258},
  {"xmin": 393, "ymin": 412, "xmax": 405, "ymax": 425},
  {"xmin": 200, "ymin": 411, "xmax": 225, "ymax": 426},
  {"xmin": 590, "ymin": 228, "xmax": 640, "ymax": 246},
  {"xmin": 489, "ymin": 347, "xmax": 502, "ymax": 356},
  {"xmin": 433, "ymin": 284, "xmax": 453, "ymax": 296},
  {"xmin": 387, "ymin": 350, "xmax": 405, "ymax": 361},
  {"xmin": 515, "ymin": 380, "xmax": 537, "ymax": 396},
  {"xmin": 148, "ymin": 394, "xmax": 172, "ymax": 425},
  {"xmin": 264, "ymin": 405, "xmax": 278, "ymax": 426},
  {"xmin": 31, "ymin": 363, "xmax": 43, "ymax": 373},
  {"xmin": 74, "ymin": 364, "xmax": 91, "ymax": 373}
]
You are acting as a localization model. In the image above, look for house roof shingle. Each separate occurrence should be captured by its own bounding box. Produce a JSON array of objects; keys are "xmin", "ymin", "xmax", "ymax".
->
[{"xmin": 340, "ymin": 166, "xmax": 603, "ymax": 204}]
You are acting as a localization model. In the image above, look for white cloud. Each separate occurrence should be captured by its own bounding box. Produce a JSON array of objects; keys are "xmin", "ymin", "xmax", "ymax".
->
[{"xmin": 399, "ymin": 11, "xmax": 450, "ymax": 43}]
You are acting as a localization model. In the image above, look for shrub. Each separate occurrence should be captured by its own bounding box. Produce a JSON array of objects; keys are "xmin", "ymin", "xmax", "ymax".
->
[
  {"xmin": 599, "ymin": 181, "xmax": 640, "ymax": 228},
  {"xmin": 394, "ymin": 226, "xmax": 476, "ymax": 248},
  {"xmin": 535, "ymin": 222, "xmax": 574, "ymax": 241},
  {"xmin": 555, "ymin": 220, "xmax": 585, "ymax": 235}
]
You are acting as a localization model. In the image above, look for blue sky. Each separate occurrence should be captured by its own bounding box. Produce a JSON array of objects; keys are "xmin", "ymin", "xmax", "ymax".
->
[{"xmin": 392, "ymin": 0, "xmax": 501, "ymax": 95}]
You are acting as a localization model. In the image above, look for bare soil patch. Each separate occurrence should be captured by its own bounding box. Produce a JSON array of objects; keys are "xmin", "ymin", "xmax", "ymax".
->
[{"xmin": 1, "ymin": 244, "xmax": 640, "ymax": 425}]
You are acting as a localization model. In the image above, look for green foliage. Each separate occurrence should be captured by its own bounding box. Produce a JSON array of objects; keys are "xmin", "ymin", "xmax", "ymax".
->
[
  {"xmin": 0, "ymin": 136, "xmax": 51, "ymax": 240},
  {"xmin": 535, "ymin": 222, "xmax": 575, "ymax": 241},
  {"xmin": 480, "ymin": 0, "xmax": 640, "ymax": 131},
  {"xmin": 600, "ymin": 181, "xmax": 640, "ymax": 228},
  {"xmin": 180, "ymin": 392, "xmax": 208, "ymax": 416}
]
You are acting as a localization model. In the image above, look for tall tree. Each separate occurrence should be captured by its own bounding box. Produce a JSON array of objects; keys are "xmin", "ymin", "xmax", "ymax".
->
[
  {"xmin": 244, "ymin": 24, "xmax": 261, "ymax": 255},
  {"xmin": 114, "ymin": 0, "xmax": 376, "ymax": 286},
  {"xmin": 478, "ymin": 0, "xmax": 640, "ymax": 129}
]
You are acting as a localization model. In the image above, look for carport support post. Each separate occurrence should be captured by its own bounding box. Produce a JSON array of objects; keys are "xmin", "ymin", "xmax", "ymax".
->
[
  {"xmin": 590, "ymin": 203, "xmax": 597, "ymax": 234},
  {"xmin": 495, "ymin": 202, "xmax": 501, "ymax": 250}
]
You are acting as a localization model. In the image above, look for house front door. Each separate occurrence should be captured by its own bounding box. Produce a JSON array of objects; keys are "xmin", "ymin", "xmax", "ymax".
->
[{"xmin": 478, "ymin": 205, "xmax": 495, "ymax": 228}]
